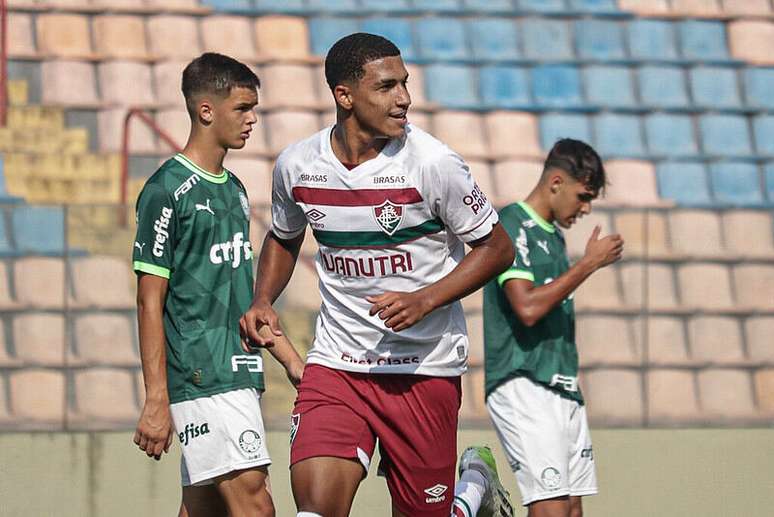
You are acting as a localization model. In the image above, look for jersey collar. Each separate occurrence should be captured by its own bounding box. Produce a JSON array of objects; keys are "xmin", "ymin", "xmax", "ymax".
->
[
  {"xmin": 174, "ymin": 153, "xmax": 228, "ymax": 184},
  {"xmin": 518, "ymin": 201, "xmax": 555, "ymax": 234}
]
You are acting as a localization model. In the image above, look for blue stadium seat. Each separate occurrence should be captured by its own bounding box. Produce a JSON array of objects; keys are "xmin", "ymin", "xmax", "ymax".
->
[
  {"xmin": 200, "ymin": 0, "xmax": 253, "ymax": 13},
  {"xmin": 567, "ymin": 0, "xmax": 620, "ymax": 13},
  {"xmin": 644, "ymin": 114, "xmax": 698, "ymax": 158},
  {"xmin": 463, "ymin": 0, "xmax": 514, "ymax": 13},
  {"xmin": 308, "ymin": 18, "xmax": 359, "ymax": 56},
  {"xmin": 468, "ymin": 19, "xmax": 520, "ymax": 62},
  {"xmin": 657, "ymin": 162, "xmax": 712, "ymax": 206},
  {"xmin": 361, "ymin": 18, "xmax": 416, "ymax": 61},
  {"xmin": 416, "ymin": 18, "xmax": 469, "ymax": 61},
  {"xmin": 413, "ymin": 0, "xmax": 463, "ymax": 13},
  {"xmin": 12, "ymin": 206, "xmax": 65, "ymax": 255},
  {"xmin": 765, "ymin": 163, "xmax": 774, "ymax": 202},
  {"xmin": 359, "ymin": 0, "xmax": 413, "ymax": 13},
  {"xmin": 424, "ymin": 64, "xmax": 478, "ymax": 108},
  {"xmin": 753, "ymin": 115, "xmax": 774, "ymax": 157},
  {"xmin": 743, "ymin": 68, "xmax": 774, "ymax": 110},
  {"xmin": 594, "ymin": 114, "xmax": 645, "ymax": 157},
  {"xmin": 710, "ymin": 162, "xmax": 764, "ymax": 206},
  {"xmin": 638, "ymin": 66, "xmax": 690, "ymax": 109},
  {"xmin": 522, "ymin": 19, "xmax": 573, "ymax": 60},
  {"xmin": 690, "ymin": 67, "xmax": 742, "ymax": 110},
  {"xmin": 679, "ymin": 21, "xmax": 730, "ymax": 63},
  {"xmin": 584, "ymin": 66, "xmax": 636, "ymax": 109},
  {"xmin": 519, "ymin": 0, "xmax": 565, "ymax": 12},
  {"xmin": 306, "ymin": 0, "xmax": 357, "ymax": 12},
  {"xmin": 628, "ymin": 20, "xmax": 678, "ymax": 62},
  {"xmin": 574, "ymin": 19, "xmax": 626, "ymax": 61},
  {"xmin": 479, "ymin": 66, "xmax": 530, "ymax": 109},
  {"xmin": 253, "ymin": 0, "xmax": 304, "ymax": 12},
  {"xmin": 531, "ymin": 65, "xmax": 582, "ymax": 108},
  {"xmin": 0, "ymin": 210, "xmax": 12, "ymax": 256},
  {"xmin": 699, "ymin": 115, "xmax": 752, "ymax": 157},
  {"xmin": 540, "ymin": 114, "xmax": 592, "ymax": 150}
]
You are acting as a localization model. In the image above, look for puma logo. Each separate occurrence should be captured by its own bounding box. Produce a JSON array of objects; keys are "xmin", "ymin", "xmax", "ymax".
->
[
  {"xmin": 134, "ymin": 241, "xmax": 145, "ymax": 254},
  {"xmin": 195, "ymin": 199, "xmax": 214, "ymax": 215},
  {"xmin": 537, "ymin": 240, "xmax": 550, "ymax": 255}
]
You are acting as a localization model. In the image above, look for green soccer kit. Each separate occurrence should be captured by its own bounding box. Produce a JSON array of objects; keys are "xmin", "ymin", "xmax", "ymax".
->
[
  {"xmin": 483, "ymin": 201, "xmax": 583, "ymax": 403},
  {"xmin": 132, "ymin": 153, "xmax": 263, "ymax": 404}
]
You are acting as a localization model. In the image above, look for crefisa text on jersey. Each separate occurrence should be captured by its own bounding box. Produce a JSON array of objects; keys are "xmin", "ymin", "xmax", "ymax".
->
[{"xmin": 152, "ymin": 206, "xmax": 173, "ymax": 257}]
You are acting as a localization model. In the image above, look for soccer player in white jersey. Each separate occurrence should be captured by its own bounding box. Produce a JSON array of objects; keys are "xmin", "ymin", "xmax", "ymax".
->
[
  {"xmin": 240, "ymin": 34, "xmax": 515, "ymax": 516},
  {"xmin": 132, "ymin": 53, "xmax": 304, "ymax": 517}
]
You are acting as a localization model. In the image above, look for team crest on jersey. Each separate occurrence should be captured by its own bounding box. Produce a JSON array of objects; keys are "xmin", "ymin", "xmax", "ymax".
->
[{"xmin": 373, "ymin": 200, "xmax": 403, "ymax": 235}]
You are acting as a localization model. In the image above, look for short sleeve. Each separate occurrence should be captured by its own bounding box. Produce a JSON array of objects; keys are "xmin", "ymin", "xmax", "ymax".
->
[
  {"xmin": 270, "ymin": 156, "xmax": 306, "ymax": 240},
  {"xmin": 425, "ymin": 153, "xmax": 499, "ymax": 243},
  {"xmin": 133, "ymin": 183, "xmax": 177, "ymax": 279}
]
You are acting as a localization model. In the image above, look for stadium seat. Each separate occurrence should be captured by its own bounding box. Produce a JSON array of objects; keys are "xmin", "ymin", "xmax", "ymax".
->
[
  {"xmin": 93, "ymin": 15, "xmax": 149, "ymax": 60},
  {"xmin": 722, "ymin": 0, "xmax": 772, "ymax": 16},
  {"xmin": 583, "ymin": 369, "xmax": 644, "ymax": 426},
  {"xmin": 155, "ymin": 108, "xmax": 191, "ymax": 151},
  {"xmin": 407, "ymin": 112, "xmax": 430, "ymax": 132},
  {"xmin": 11, "ymin": 206, "xmax": 65, "ymax": 255},
  {"xmin": 201, "ymin": 15, "xmax": 257, "ymax": 62},
  {"xmin": 627, "ymin": 19, "xmax": 678, "ymax": 62},
  {"xmin": 564, "ymin": 211, "xmax": 613, "ymax": 258},
  {"xmin": 308, "ymin": 18, "xmax": 359, "ymax": 56},
  {"xmin": 153, "ymin": 61, "xmax": 187, "ymax": 107},
  {"xmin": 259, "ymin": 64, "xmax": 320, "ymax": 110},
  {"xmin": 253, "ymin": 0, "xmax": 305, "ymax": 12},
  {"xmin": 679, "ymin": 21, "xmax": 730, "ymax": 63},
  {"xmin": 485, "ymin": 111, "xmax": 542, "ymax": 159},
  {"xmin": 522, "ymin": 19, "xmax": 573, "ymax": 61},
  {"xmin": 360, "ymin": 18, "xmax": 416, "ymax": 61},
  {"xmin": 416, "ymin": 18, "xmax": 468, "ymax": 62},
  {"xmin": 709, "ymin": 162, "xmax": 763, "ymax": 206},
  {"xmin": 754, "ymin": 369, "xmax": 774, "ymax": 417},
  {"xmin": 733, "ymin": 264, "xmax": 774, "ymax": 310},
  {"xmin": 8, "ymin": 13, "xmax": 36, "ymax": 58},
  {"xmin": 722, "ymin": 210, "xmax": 774, "ymax": 258},
  {"xmin": 12, "ymin": 313, "xmax": 66, "ymax": 366},
  {"xmin": 97, "ymin": 61, "xmax": 156, "ymax": 107},
  {"xmin": 644, "ymin": 113, "xmax": 698, "ymax": 158},
  {"xmin": 647, "ymin": 369, "xmax": 701, "ymax": 424},
  {"xmin": 690, "ymin": 67, "xmax": 742, "ymax": 110},
  {"xmin": 491, "ymin": 160, "xmax": 543, "ymax": 206},
  {"xmin": 0, "ymin": 261, "xmax": 18, "ymax": 310},
  {"xmin": 306, "ymin": 0, "xmax": 357, "ymax": 12},
  {"xmin": 464, "ymin": 0, "xmax": 514, "ymax": 12},
  {"xmin": 568, "ymin": 0, "xmax": 620, "ymax": 13},
  {"xmin": 0, "ymin": 374, "xmax": 10, "ymax": 424},
  {"xmin": 9, "ymin": 369, "xmax": 66, "ymax": 426},
  {"xmin": 41, "ymin": 61, "xmax": 99, "ymax": 107},
  {"xmin": 698, "ymin": 369, "xmax": 758, "ymax": 422},
  {"xmin": 466, "ymin": 160, "xmax": 494, "ymax": 204},
  {"xmin": 678, "ymin": 263, "xmax": 734, "ymax": 310},
  {"xmin": 431, "ymin": 111, "xmax": 488, "ymax": 160},
  {"xmin": 467, "ymin": 18, "xmax": 520, "ymax": 62},
  {"xmin": 404, "ymin": 63, "xmax": 430, "ymax": 110},
  {"xmin": 539, "ymin": 114, "xmax": 592, "ymax": 150},
  {"xmin": 359, "ymin": 0, "xmax": 413, "ymax": 13},
  {"xmin": 531, "ymin": 65, "xmax": 583, "ymax": 109},
  {"xmin": 576, "ymin": 316, "xmax": 639, "ymax": 367},
  {"xmin": 728, "ymin": 21, "xmax": 774, "ymax": 65},
  {"xmin": 593, "ymin": 113, "xmax": 645, "ymax": 158},
  {"xmin": 746, "ymin": 317, "xmax": 774, "ymax": 362},
  {"xmin": 519, "ymin": 0, "xmax": 565, "ymax": 13},
  {"xmin": 634, "ymin": 316, "xmax": 691, "ymax": 366},
  {"xmin": 753, "ymin": 115, "xmax": 774, "ymax": 157},
  {"xmin": 574, "ymin": 19, "xmax": 626, "ymax": 62},
  {"xmin": 574, "ymin": 265, "xmax": 623, "ymax": 310},
  {"xmin": 603, "ymin": 160, "xmax": 662, "ymax": 207},
  {"xmin": 254, "ymin": 16, "xmax": 311, "ymax": 61},
  {"xmin": 637, "ymin": 66, "xmax": 690, "ymax": 110},
  {"xmin": 98, "ymin": 108, "xmax": 158, "ymax": 154},
  {"xmin": 36, "ymin": 14, "xmax": 94, "ymax": 59},
  {"xmin": 264, "ymin": 110, "xmax": 320, "ymax": 155},
  {"xmin": 656, "ymin": 161, "xmax": 711, "ymax": 206},
  {"xmin": 201, "ymin": 0, "xmax": 253, "ymax": 12},
  {"xmin": 618, "ymin": 0, "xmax": 670, "ymax": 15},
  {"xmin": 671, "ymin": 0, "xmax": 723, "ymax": 16},
  {"xmin": 73, "ymin": 313, "xmax": 138, "ymax": 366},
  {"xmin": 414, "ymin": 0, "xmax": 464, "ymax": 12},
  {"xmin": 766, "ymin": 163, "xmax": 774, "ymax": 202},
  {"xmin": 72, "ymin": 368, "xmax": 139, "ymax": 427},
  {"xmin": 478, "ymin": 66, "xmax": 530, "ymax": 110},
  {"xmin": 424, "ymin": 64, "xmax": 478, "ymax": 109},
  {"xmin": 147, "ymin": 15, "xmax": 201, "ymax": 60},
  {"xmin": 689, "ymin": 316, "xmax": 747, "ymax": 366},
  {"xmin": 669, "ymin": 210, "xmax": 724, "ymax": 258},
  {"xmin": 70, "ymin": 256, "xmax": 135, "ymax": 309},
  {"xmin": 223, "ymin": 157, "xmax": 272, "ymax": 206},
  {"xmin": 613, "ymin": 211, "xmax": 670, "ymax": 258},
  {"xmin": 583, "ymin": 66, "xmax": 637, "ymax": 109},
  {"xmin": 621, "ymin": 262, "xmax": 679, "ymax": 310}
]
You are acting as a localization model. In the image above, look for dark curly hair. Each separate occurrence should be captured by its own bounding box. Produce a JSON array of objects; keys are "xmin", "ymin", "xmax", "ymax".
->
[
  {"xmin": 324, "ymin": 33, "xmax": 401, "ymax": 90},
  {"xmin": 181, "ymin": 52, "xmax": 260, "ymax": 116},
  {"xmin": 543, "ymin": 138, "xmax": 606, "ymax": 195}
]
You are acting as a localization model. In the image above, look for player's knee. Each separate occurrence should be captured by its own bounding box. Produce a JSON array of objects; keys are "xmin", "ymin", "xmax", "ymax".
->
[{"xmin": 568, "ymin": 500, "xmax": 583, "ymax": 517}]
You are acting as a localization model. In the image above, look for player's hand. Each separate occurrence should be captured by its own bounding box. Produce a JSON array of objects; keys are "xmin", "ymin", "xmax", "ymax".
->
[
  {"xmin": 285, "ymin": 357, "xmax": 305, "ymax": 389},
  {"xmin": 133, "ymin": 398, "xmax": 173, "ymax": 461},
  {"xmin": 367, "ymin": 291, "xmax": 434, "ymax": 332},
  {"xmin": 583, "ymin": 225, "xmax": 624, "ymax": 270},
  {"xmin": 239, "ymin": 300, "xmax": 283, "ymax": 350}
]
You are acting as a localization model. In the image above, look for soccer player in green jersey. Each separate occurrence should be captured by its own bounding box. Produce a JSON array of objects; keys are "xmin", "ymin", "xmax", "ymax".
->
[
  {"xmin": 132, "ymin": 53, "xmax": 304, "ymax": 517},
  {"xmin": 483, "ymin": 139, "xmax": 624, "ymax": 517}
]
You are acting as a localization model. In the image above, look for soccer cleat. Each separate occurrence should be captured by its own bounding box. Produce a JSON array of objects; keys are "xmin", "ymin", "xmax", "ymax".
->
[{"xmin": 458, "ymin": 446, "xmax": 514, "ymax": 517}]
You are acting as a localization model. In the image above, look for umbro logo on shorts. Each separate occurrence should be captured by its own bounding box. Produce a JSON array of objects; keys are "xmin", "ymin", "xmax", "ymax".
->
[{"xmin": 423, "ymin": 483, "xmax": 448, "ymax": 504}]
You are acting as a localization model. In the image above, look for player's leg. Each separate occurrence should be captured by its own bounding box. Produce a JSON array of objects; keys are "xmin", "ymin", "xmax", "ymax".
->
[
  {"xmin": 292, "ymin": 456, "xmax": 364, "ymax": 516},
  {"xmin": 565, "ymin": 403, "xmax": 596, "ymax": 517},
  {"xmin": 568, "ymin": 496, "xmax": 583, "ymax": 517},
  {"xmin": 214, "ymin": 466, "xmax": 274, "ymax": 517},
  {"xmin": 527, "ymin": 496, "xmax": 570, "ymax": 517},
  {"xmin": 452, "ymin": 445, "xmax": 513, "ymax": 517},
  {"xmin": 179, "ymin": 484, "xmax": 228, "ymax": 517}
]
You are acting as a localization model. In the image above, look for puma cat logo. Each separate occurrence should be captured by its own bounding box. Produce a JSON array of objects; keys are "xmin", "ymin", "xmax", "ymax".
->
[{"xmin": 195, "ymin": 199, "xmax": 214, "ymax": 215}]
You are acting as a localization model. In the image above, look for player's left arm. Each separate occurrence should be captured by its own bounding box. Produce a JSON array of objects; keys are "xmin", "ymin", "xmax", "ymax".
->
[{"xmin": 245, "ymin": 323, "xmax": 305, "ymax": 387}]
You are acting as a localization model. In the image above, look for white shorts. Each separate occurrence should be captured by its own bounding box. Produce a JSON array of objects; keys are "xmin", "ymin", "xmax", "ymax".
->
[
  {"xmin": 486, "ymin": 376, "xmax": 597, "ymax": 506},
  {"xmin": 170, "ymin": 387, "xmax": 271, "ymax": 486}
]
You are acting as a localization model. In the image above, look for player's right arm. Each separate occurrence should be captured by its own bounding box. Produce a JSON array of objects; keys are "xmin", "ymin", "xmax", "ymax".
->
[{"xmin": 503, "ymin": 225, "xmax": 623, "ymax": 327}]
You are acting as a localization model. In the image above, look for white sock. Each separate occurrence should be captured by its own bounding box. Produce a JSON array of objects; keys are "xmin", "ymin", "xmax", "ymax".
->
[
  {"xmin": 297, "ymin": 513, "xmax": 323, "ymax": 517},
  {"xmin": 452, "ymin": 469, "xmax": 488, "ymax": 517}
]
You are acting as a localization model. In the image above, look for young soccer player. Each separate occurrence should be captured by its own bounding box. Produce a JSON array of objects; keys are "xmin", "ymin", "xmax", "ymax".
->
[
  {"xmin": 483, "ymin": 139, "xmax": 624, "ymax": 517},
  {"xmin": 132, "ymin": 52, "xmax": 304, "ymax": 517},
  {"xmin": 239, "ymin": 33, "xmax": 515, "ymax": 517}
]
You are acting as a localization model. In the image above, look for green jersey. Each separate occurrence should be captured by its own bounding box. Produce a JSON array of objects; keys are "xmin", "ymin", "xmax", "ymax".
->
[
  {"xmin": 483, "ymin": 201, "xmax": 582, "ymax": 403},
  {"xmin": 132, "ymin": 153, "xmax": 263, "ymax": 404}
]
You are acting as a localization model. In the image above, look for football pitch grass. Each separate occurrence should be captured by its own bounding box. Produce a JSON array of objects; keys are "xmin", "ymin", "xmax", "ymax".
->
[{"xmin": 1, "ymin": 428, "xmax": 772, "ymax": 516}]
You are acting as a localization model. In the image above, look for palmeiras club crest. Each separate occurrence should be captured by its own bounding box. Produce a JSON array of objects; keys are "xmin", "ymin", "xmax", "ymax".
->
[{"xmin": 373, "ymin": 200, "xmax": 403, "ymax": 235}]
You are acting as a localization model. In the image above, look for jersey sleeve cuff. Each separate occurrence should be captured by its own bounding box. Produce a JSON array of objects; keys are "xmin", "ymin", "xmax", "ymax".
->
[
  {"xmin": 497, "ymin": 268, "xmax": 534, "ymax": 286},
  {"xmin": 455, "ymin": 207, "xmax": 500, "ymax": 243},
  {"xmin": 270, "ymin": 223, "xmax": 306, "ymax": 241},
  {"xmin": 133, "ymin": 261, "xmax": 171, "ymax": 279}
]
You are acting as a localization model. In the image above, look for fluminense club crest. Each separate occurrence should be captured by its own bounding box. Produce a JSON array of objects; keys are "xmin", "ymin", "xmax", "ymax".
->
[{"xmin": 373, "ymin": 200, "xmax": 403, "ymax": 235}]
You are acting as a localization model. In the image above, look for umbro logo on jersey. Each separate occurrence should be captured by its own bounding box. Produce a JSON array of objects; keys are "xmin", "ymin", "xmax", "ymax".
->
[
  {"xmin": 306, "ymin": 209, "xmax": 326, "ymax": 222},
  {"xmin": 134, "ymin": 241, "xmax": 145, "ymax": 255},
  {"xmin": 195, "ymin": 199, "xmax": 215, "ymax": 215},
  {"xmin": 537, "ymin": 240, "xmax": 550, "ymax": 254},
  {"xmin": 210, "ymin": 232, "xmax": 253, "ymax": 268},
  {"xmin": 373, "ymin": 200, "xmax": 403, "ymax": 235},
  {"xmin": 153, "ymin": 207, "xmax": 173, "ymax": 258},
  {"xmin": 424, "ymin": 484, "xmax": 448, "ymax": 504},
  {"xmin": 522, "ymin": 220, "xmax": 537, "ymax": 228},
  {"xmin": 174, "ymin": 173, "xmax": 200, "ymax": 200}
]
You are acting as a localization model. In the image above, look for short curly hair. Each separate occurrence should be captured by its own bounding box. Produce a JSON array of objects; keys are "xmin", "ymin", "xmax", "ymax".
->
[
  {"xmin": 543, "ymin": 138, "xmax": 607, "ymax": 195},
  {"xmin": 324, "ymin": 33, "xmax": 401, "ymax": 90},
  {"xmin": 181, "ymin": 52, "xmax": 260, "ymax": 116}
]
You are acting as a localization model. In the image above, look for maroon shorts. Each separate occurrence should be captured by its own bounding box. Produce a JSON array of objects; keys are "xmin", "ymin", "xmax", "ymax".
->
[{"xmin": 290, "ymin": 363, "xmax": 462, "ymax": 516}]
